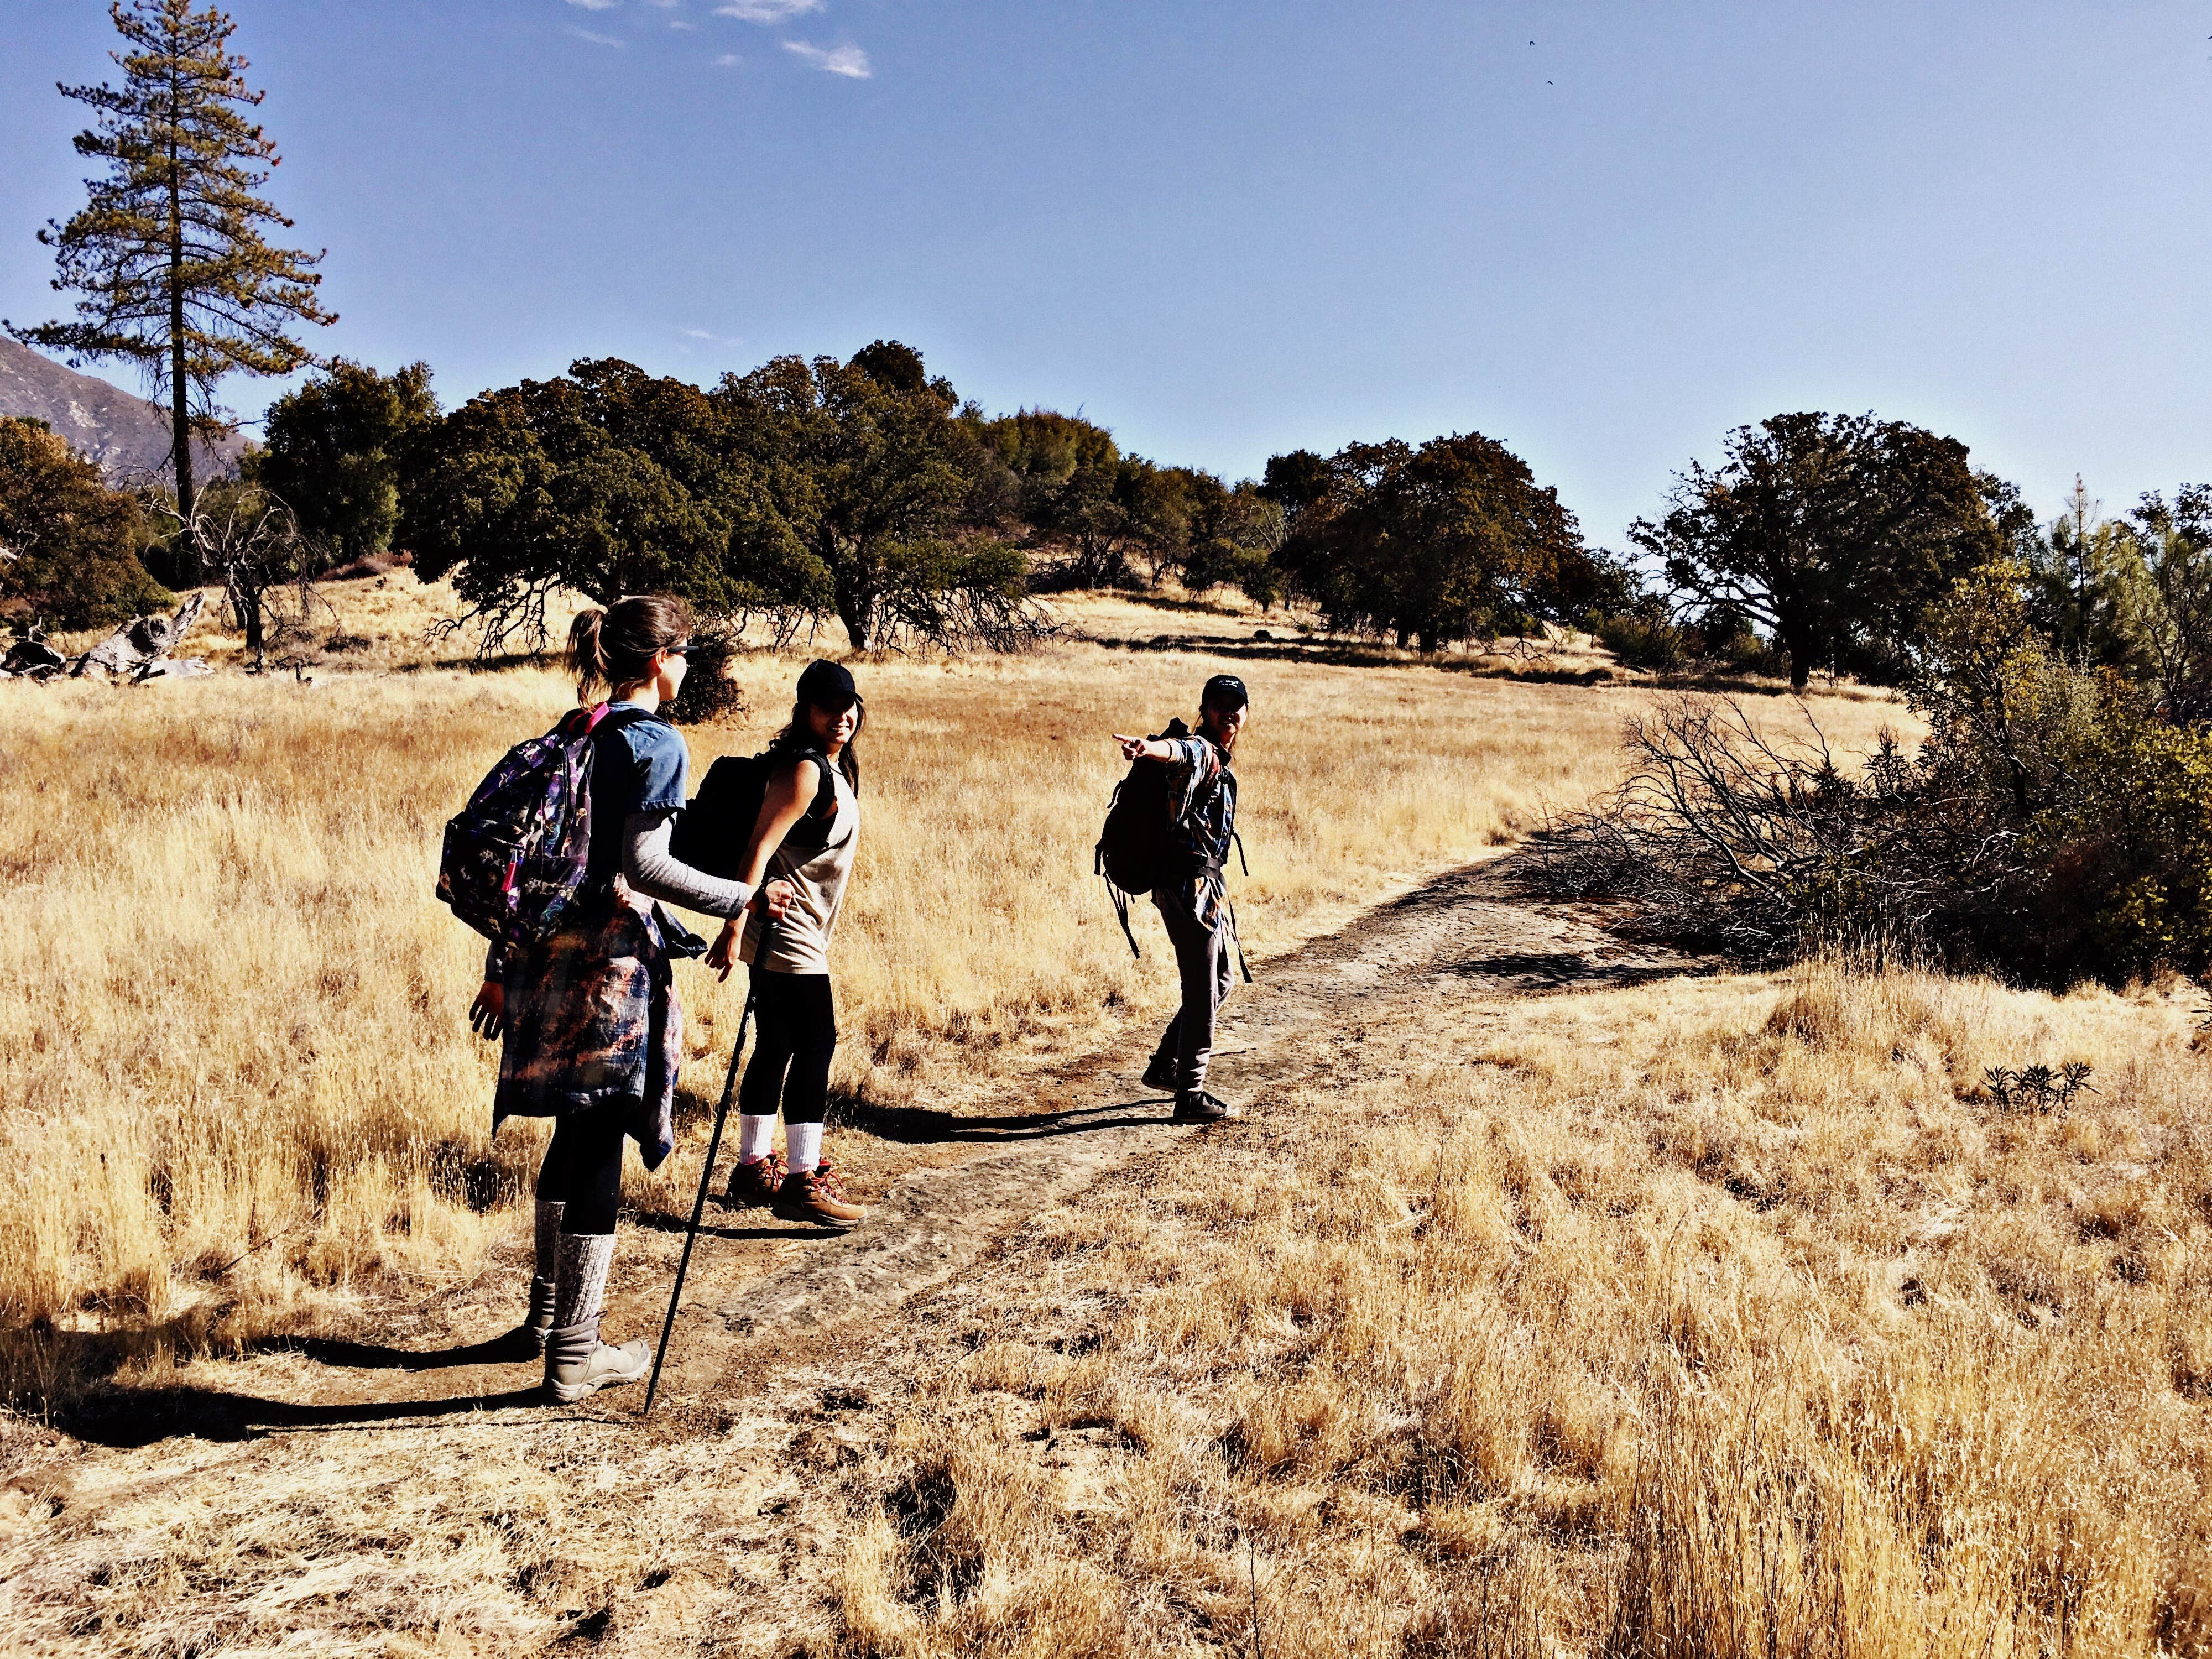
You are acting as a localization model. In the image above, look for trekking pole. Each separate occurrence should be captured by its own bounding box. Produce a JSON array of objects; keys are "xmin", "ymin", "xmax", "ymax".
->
[{"xmin": 642, "ymin": 923, "xmax": 765, "ymax": 1416}]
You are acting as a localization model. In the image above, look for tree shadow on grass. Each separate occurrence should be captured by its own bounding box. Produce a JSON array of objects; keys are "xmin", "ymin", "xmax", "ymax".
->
[{"xmin": 1439, "ymin": 951, "xmax": 1697, "ymax": 990}]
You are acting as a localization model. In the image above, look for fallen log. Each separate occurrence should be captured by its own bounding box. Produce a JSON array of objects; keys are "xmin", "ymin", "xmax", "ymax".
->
[
  {"xmin": 73, "ymin": 592, "xmax": 206, "ymax": 681},
  {"xmin": 1, "ymin": 623, "xmax": 67, "ymax": 680}
]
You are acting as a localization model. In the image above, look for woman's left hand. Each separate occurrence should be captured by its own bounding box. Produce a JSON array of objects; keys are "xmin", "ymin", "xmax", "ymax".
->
[{"xmin": 469, "ymin": 980, "xmax": 505, "ymax": 1040}]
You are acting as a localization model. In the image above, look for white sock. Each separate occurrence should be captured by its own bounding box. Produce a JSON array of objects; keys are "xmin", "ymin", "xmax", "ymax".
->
[
  {"xmin": 787, "ymin": 1120, "xmax": 823, "ymax": 1173},
  {"xmin": 738, "ymin": 1114, "xmax": 776, "ymax": 1164}
]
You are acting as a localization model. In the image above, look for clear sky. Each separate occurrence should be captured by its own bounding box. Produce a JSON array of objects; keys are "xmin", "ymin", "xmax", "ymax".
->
[{"xmin": 2, "ymin": 1, "xmax": 2207, "ymax": 552}]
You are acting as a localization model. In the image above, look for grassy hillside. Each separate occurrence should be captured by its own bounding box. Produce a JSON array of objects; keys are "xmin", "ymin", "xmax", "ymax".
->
[{"xmin": 0, "ymin": 576, "xmax": 1906, "ymax": 1391}]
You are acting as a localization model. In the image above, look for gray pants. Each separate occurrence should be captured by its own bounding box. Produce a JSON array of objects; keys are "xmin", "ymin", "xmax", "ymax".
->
[{"xmin": 1150, "ymin": 888, "xmax": 1235, "ymax": 1093}]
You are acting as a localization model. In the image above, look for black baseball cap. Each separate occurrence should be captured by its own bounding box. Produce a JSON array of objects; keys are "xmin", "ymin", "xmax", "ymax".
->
[
  {"xmin": 1201, "ymin": 673, "xmax": 1249, "ymax": 711},
  {"xmin": 796, "ymin": 658, "xmax": 860, "ymax": 712}
]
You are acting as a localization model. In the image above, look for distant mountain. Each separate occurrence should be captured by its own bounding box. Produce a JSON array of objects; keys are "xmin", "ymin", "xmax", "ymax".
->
[{"xmin": 0, "ymin": 336, "xmax": 246, "ymax": 485}]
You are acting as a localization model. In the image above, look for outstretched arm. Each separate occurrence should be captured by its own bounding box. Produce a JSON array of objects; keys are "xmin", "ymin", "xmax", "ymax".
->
[
  {"xmin": 620, "ymin": 810, "xmax": 754, "ymax": 917},
  {"xmin": 1113, "ymin": 733, "xmax": 1173, "ymax": 763},
  {"xmin": 736, "ymin": 759, "xmax": 818, "ymax": 890}
]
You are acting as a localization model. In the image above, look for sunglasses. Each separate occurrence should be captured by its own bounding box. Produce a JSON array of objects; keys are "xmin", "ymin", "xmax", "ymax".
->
[{"xmin": 662, "ymin": 640, "xmax": 692, "ymax": 658}]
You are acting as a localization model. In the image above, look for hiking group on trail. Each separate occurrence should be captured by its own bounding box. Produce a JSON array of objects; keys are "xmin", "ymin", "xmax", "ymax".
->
[{"xmin": 441, "ymin": 592, "xmax": 1252, "ymax": 1403}]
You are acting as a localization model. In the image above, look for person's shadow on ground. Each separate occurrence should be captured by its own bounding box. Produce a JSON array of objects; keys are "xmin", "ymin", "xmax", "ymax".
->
[
  {"xmin": 50, "ymin": 1380, "xmax": 561, "ymax": 1448},
  {"xmin": 827, "ymin": 1096, "xmax": 1171, "ymax": 1145}
]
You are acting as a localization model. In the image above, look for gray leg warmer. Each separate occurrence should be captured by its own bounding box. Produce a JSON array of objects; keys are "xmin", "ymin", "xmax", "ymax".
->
[
  {"xmin": 550, "ymin": 1230, "xmax": 614, "ymax": 1347},
  {"xmin": 526, "ymin": 1200, "xmax": 564, "ymax": 1343},
  {"xmin": 544, "ymin": 1231, "xmax": 649, "ymax": 1401}
]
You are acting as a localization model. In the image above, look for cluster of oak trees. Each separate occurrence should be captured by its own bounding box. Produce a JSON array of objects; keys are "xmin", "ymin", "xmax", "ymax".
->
[{"xmin": 287, "ymin": 344, "xmax": 1623, "ymax": 658}]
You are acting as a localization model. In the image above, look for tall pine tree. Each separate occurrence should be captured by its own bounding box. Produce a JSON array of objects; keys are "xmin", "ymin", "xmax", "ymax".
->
[{"xmin": 6, "ymin": 0, "xmax": 333, "ymax": 518}]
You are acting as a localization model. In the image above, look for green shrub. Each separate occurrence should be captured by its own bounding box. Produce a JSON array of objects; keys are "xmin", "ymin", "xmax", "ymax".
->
[
  {"xmin": 1593, "ymin": 612, "xmax": 1688, "ymax": 671},
  {"xmin": 0, "ymin": 418, "xmax": 170, "ymax": 629},
  {"xmin": 2030, "ymin": 702, "xmax": 2212, "ymax": 983}
]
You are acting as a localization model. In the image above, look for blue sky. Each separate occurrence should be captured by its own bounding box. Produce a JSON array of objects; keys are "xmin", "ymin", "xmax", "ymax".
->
[{"xmin": 2, "ymin": 1, "xmax": 2208, "ymax": 552}]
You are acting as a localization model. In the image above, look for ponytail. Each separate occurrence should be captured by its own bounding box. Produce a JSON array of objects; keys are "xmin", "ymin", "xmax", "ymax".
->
[
  {"xmin": 566, "ymin": 594, "xmax": 691, "ymax": 703},
  {"xmin": 568, "ymin": 609, "xmax": 609, "ymax": 700}
]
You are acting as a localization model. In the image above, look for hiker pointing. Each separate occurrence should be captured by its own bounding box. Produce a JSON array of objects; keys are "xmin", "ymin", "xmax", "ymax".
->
[
  {"xmin": 454, "ymin": 596, "xmax": 784, "ymax": 1404},
  {"xmin": 1108, "ymin": 672, "xmax": 1252, "ymax": 1123}
]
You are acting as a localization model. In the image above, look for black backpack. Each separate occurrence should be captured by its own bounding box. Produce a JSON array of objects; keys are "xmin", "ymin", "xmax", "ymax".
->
[
  {"xmin": 1095, "ymin": 719, "xmax": 1249, "ymax": 971},
  {"xmin": 669, "ymin": 745, "xmax": 839, "ymax": 880},
  {"xmin": 1096, "ymin": 718, "xmax": 1188, "ymax": 909}
]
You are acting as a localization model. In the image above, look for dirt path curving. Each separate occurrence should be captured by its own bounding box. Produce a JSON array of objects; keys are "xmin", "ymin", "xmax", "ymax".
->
[{"xmin": 0, "ymin": 858, "xmax": 1697, "ymax": 1655}]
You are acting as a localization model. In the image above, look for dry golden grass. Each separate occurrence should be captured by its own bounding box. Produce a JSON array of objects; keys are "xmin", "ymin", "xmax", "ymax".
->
[
  {"xmin": 0, "ymin": 571, "xmax": 1911, "ymax": 1393},
  {"xmin": 832, "ymin": 961, "xmax": 2212, "ymax": 1657}
]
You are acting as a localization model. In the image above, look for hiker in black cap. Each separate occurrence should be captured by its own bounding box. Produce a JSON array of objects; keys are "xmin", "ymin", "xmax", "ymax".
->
[
  {"xmin": 1112, "ymin": 672, "xmax": 1251, "ymax": 1122},
  {"xmin": 705, "ymin": 658, "xmax": 868, "ymax": 1228}
]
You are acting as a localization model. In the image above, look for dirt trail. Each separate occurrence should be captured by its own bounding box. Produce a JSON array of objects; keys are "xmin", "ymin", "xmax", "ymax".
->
[{"xmin": 0, "ymin": 859, "xmax": 1693, "ymax": 1652}]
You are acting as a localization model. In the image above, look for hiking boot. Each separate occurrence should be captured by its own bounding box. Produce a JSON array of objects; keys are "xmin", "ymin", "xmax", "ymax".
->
[
  {"xmin": 541, "ymin": 1230, "xmax": 649, "ymax": 1402},
  {"xmin": 1172, "ymin": 1089, "xmax": 1241, "ymax": 1124},
  {"xmin": 1141, "ymin": 1054, "xmax": 1178, "ymax": 1093},
  {"xmin": 722, "ymin": 1152, "xmax": 786, "ymax": 1209},
  {"xmin": 774, "ymin": 1166, "xmax": 867, "ymax": 1230},
  {"xmin": 544, "ymin": 1327, "xmax": 651, "ymax": 1404}
]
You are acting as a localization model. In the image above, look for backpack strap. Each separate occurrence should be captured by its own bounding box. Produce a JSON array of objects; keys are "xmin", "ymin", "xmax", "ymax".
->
[{"xmin": 790, "ymin": 747, "xmax": 839, "ymax": 819}]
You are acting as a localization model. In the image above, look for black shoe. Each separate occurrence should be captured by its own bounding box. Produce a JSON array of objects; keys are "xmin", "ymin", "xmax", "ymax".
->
[
  {"xmin": 1141, "ymin": 1055, "xmax": 1177, "ymax": 1093},
  {"xmin": 1172, "ymin": 1090, "xmax": 1240, "ymax": 1124}
]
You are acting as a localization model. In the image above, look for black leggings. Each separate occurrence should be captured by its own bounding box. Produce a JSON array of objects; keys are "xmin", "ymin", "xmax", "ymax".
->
[
  {"xmin": 535, "ymin": 1102, "xmax": 628, "ymax": 1234},
  {"xmin": 739, "ymin": 969, "xmax": 837, "ymax": 1126}
]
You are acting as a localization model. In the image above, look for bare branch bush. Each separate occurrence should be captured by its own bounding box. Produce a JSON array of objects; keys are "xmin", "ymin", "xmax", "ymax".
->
[
  {"xmin": 422, "ymin": 574, "xmax": 566, "ymax": 662},
  {"xmin": 163, "ymin": 484, "xmax": 321, "ymax": 674},
  {"xmin": 1535, "ymin": 695, "xmax": 2026, "ymax": 964}
]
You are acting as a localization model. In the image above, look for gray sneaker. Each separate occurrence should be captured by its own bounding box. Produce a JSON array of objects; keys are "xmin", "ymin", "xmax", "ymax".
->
[
  {"xmin": 1141, "ymin": 1054, "xmax": 1177, "ymax": 1093},
  {"xmin": 1172, "ymin": 1090, "xmax": 1241, "ymax": 1124}
]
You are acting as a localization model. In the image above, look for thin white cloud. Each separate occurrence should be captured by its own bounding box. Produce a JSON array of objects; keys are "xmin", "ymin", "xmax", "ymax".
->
[
  {"xmin": 714, "ymin": 0, "xmax": 821, "ymax": 22},
  {"xmin": 671, "ymin": 18, "xmax": 696, "ymax": 27},
  {"xmin": 712, "ymin": 51, "xmax": 742, "ymax": 65},
  {"xmin": 565, "ymin": 0, "xmax": 618, "ymax": 11},
  {"xmin": 567, "ymin": 25, "xmax": 625, "ymax": 45},
  {"xmin": 783, "ymin": 39, "xmax": 869, "ymax": 77}
]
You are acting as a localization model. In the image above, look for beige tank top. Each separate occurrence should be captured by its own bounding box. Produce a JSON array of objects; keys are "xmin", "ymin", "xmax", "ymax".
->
[{"xmin": 740, "ymin": 760, "xmax": 859, "ymax": 975}]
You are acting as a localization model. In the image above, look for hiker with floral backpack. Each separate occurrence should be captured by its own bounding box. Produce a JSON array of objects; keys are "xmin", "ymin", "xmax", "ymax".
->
[{"xmin": 458, "ymin": 595, "xmax": 790, "ymax": 1403}]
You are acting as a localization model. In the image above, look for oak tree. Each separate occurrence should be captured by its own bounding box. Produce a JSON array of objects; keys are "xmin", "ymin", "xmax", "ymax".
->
[
  {"xmin": 0, "ymin": 416, "xmax": 171, "ymax": 629},
  {"xmin": 1632, "ymin": 413, "xmax": 1998, "ymax": 689},
  {"xmin": 252, "ymin": 360, "xmax": 437, "ymax": 565}
]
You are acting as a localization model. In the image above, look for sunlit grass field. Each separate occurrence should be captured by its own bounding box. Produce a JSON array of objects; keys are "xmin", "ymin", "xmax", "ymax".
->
[
  {"xmin": 836, "ymin": 962, "xmax": 2212, "ymax": 1656},
  {"xmin": 0, "ymin": 577, "xmax": 1908, "ymax": 1387}
]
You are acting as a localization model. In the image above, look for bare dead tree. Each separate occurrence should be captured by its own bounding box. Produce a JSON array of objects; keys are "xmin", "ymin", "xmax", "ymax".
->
[{"xmin": 161, "ymin": 486, "xmax": 320, "ymax": 672}]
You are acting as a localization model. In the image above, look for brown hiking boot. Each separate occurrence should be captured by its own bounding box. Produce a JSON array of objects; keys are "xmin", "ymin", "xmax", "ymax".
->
[
  {"xmin": 723, "ymin": 1152, "xmax": 786, "ymax": 1208},
  {"xmin": 773, "ymin": 1165, "xmax": 866, "ymax": 1230}
]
